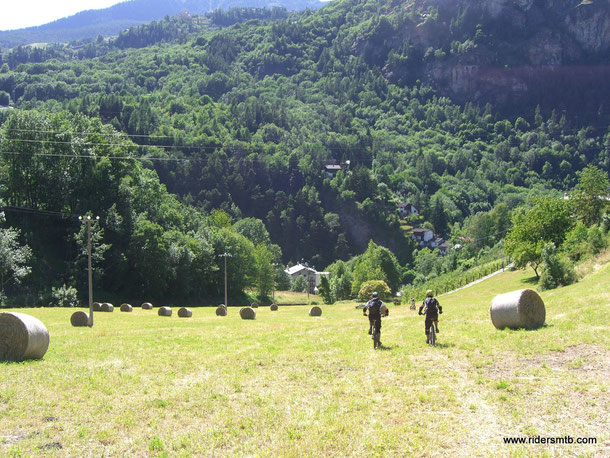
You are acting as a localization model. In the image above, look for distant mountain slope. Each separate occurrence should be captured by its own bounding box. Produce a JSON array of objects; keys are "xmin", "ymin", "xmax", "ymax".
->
[{"xmin": 0, "ymin": 0, "xmax": 325, "ymax": 47}]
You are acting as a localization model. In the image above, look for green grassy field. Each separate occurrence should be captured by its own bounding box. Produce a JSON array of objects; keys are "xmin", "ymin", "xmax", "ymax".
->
[{"xmin": 1, "ymin": 264, "xmax": 608, "ymax": 457}]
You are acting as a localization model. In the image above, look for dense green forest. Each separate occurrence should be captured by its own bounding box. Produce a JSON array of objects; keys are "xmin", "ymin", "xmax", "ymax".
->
[{"xmin": 0, "ymin": 0, "xmax": 608, "ymax": 305}]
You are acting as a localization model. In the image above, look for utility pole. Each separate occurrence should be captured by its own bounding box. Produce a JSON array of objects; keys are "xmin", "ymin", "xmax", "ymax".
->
[
  {"xmin": 79, "ymin": 215, "xmax": 99, "ymax": 327},
  {"xmin": 219, "ymin": 252, "xmax": 232, "ymax": 307},
  {"xmin": 272, "ymin": 263, "xmax": 278, "ymax": 303}
]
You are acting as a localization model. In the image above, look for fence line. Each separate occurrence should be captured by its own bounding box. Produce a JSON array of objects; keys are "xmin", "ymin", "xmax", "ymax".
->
[{"xmin": 402, "ymin": 259, "xmax": 509, "ymax": 302}]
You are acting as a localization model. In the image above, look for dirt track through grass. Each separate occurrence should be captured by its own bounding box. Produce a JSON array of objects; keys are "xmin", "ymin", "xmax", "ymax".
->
[{"xmin": 1, "ymin": 265, "xmax": 608, "ymax": 456}]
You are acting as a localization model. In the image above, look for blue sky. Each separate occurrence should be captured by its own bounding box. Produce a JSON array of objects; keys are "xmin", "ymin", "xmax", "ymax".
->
[{"xmin": 0, "ymin": 0, "xmax": 124, "ymax": 31}]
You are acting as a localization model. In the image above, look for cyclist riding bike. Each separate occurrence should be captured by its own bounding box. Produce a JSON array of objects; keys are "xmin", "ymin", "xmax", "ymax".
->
[
  {"xmin": 418, "ymin": 290, "xmax": 443, "ymax": 344},
  {"xmin": 363, "ymin": 292, "xmax": 389, "ymax": 347}
]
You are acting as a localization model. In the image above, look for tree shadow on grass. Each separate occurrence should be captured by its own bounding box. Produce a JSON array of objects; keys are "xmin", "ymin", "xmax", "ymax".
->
[{"xmin": 521, "ymin": 276, "xmax": 539, "ymax": 286}]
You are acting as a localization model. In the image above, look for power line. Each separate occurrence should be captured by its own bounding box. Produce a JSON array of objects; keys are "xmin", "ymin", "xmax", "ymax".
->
[
  {"xmin": 1, "ymin": 205, "xmax": 79, "ymax": 219},
  {"xmin": 0, "ymin": 150, "xmax": 189, "ymax": 162},
  {"xmin": 5, "ymin": 128, "xmax": 175, "ymax": 139},
  {"xmin": 0, "ymin": 137, "xmax": 214, "ymax": 151}
]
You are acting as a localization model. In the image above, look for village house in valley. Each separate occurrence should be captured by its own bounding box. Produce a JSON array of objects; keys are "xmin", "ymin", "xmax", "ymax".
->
[
  {"xmin": 410, "ymin": 227, "xmax": 449, "ymax": 255},
  {"xmin": 397, "ymin": 202, "xmax": 419, "ymax": 217},
  {"xmin": 285, "ymin": 263, "xmax": 330, "ymax": 293}
]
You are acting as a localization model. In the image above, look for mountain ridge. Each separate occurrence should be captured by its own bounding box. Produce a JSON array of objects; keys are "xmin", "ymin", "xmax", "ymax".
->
[{"xmin": 0, "ymin": 0, "xmax": 325, "ymax": 47}]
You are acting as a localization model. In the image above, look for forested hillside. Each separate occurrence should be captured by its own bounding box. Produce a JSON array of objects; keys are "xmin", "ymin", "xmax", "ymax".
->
[{"xmin": 0, "ymin": 0, "xmax": 608, "ymax": 305}]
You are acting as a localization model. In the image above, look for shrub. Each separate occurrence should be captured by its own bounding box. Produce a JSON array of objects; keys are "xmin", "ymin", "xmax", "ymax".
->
[
  {"xmin": 586, "ymin": 226, "xmax": 607, "ymax": 256},
  {"xmin": 562, "ymin": 223, "xmax": 589, "ymax": 261},
  {"xmin": 290, "ymin": 275, "xmax": 308, "ymax": 293},
  {"xmin": 50, "ymin": 284, "xmax": 79, "ymax": 307},
  {"xmin": 318, "ymin": 276, "xmax": 333, "ymax": 304},
  {"xmin": 539, "ymin": 243, "xmax": 575, "ymax": 291},
  {"xmin": 357, "ymin": 280, "xmax": 391, "ymax": 301}
]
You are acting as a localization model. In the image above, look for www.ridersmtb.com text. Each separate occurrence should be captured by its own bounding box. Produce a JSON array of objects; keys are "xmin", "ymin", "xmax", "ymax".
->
[{"xmin": 503, "ymin": 436, "xmax": 597, "ymax": 445}]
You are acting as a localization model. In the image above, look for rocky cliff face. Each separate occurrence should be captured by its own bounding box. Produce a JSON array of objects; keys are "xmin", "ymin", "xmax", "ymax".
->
[
  {"xmin": 379, "ymin": 0, "xmax": 610, "ymax": 112},
  {"xmin": 565, "ymin": 1, "xmax": 610, "ymax": 53}
]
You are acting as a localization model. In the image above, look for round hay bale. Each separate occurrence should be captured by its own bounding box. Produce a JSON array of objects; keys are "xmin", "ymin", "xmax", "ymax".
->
[
  {"xmin": 216, "ymin": 305, "xmax": 227, "ymax": 316},
  {"xmin": 0, "ymin": 312, "xmax": 50, "ymax": 362},
  {"xmin": 309, "ymin": 306, "xmax": 322, "ymax": 317},
  {"xmin": 141, "ymin": 302, "xmax": 153, "ymax": 310},
  {"xmin": 270, "ymin": 303, "xmax": 278, "ymax": 311},
  {"xmin": 240, "ymin": 307, "xmax": 256, "ymax": 320},
  {"xmin": 92, "ymin": 302, "xmax": 102, "ymax": 312},
  {"xmin": 101, "ymin": 302, "xmax": 114, "ymax": 313},
  {"xmin": 178, "ymin": 307, "xmax": 192, "ymax": 318},
  {"xmin": 120, "ymin": 303, "xmax": 133, "ymax": 312},
  {"xmin": 70, "ymin": 310, "xmax": 89, "ymax": 327},
  {"xmin": 250, "ymin": 302, "xmax": 259, "ymax": 308},
  {"xmin": 490, "ymin": 289, "xmax": 546, "ymax": 330},
  {"xmin": 158, "ymin": 306, "xmax": 172, "ymax": 317}
]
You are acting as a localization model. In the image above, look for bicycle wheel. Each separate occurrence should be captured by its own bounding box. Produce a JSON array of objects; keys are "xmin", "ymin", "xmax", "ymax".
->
[
  {"xmin": 373, "ymin": 331, "xmax": 380, "ymax": 349},
  {"xmin": 428, "ymin": 325, "xmax": 436, "ymax": 346}
]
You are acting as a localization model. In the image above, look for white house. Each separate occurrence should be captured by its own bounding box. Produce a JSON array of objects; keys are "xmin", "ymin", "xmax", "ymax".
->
[
  {"xmin": 285, "ymin": 264, "xmax": 329, "ymax": 292},
  {"xmin": 397, "ymin": 202, "xmax": 419, "ymax": 217},
  {"xmin": 410, "ymin": 228, "xmax": 449, "ymax": 255},
  {"xmin": 411, "ymin": 228, "xmax": 434, "ymax": 245}
]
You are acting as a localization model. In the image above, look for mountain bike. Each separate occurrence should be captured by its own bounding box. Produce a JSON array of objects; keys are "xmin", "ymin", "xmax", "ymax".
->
[
  {"xmin": 428, "ymin": 324, "xmax": 436, "ymax": 347},
  {"xmin": 372, "ymin": 317, "xmax": 381, "ymax": 349}
]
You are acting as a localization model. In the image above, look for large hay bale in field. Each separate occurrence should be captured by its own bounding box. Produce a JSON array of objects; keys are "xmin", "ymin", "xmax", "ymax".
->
[
  {"xmin": 70, "ymin": 311, "xmax": 89, "ymax": 327},
  {"xmin": 309, "ymin": 306, "xmax": 322, "ymax": 317},
  {"xmin": 141, "ymin": 302, "xmax": 153, "ymax": 310},
  {"xmin": 270, "ymin": 304, "xmax": 278, "ymax": 311},
  {"xmin": 0, "ymin": 312, "xmax": 50, "ymax": 362},
  {"xmin": 240, "ymin": 307, "xmax": 256, "ymax": 320},
  {"xmin": 216, "ymin": 305, "xmax": 227, "ymax": 316},
  {"xmin": 178, "ymin": 307, "xmax": 192, "ymax": 318},
  {"xmin": 251, "ymin": 302, "xmax": 259, "ymax": 308},
  {"xmin": 490, "ymin": 289, "xmax": 546, "ymax": 330},
  {"xmin": 158, "ymin": 306, "xmax": 172, "ymax": 317},
  {"xmin": 120, "ymin": 303, "xmax": 133, "ymax": 312},
  {"xmin": 92, "ymin": 302, "xmax": 102, "ymax": 312},
  {"xmin": 101, "ymin": 303, "xmax": 114, "ymax": 313}
]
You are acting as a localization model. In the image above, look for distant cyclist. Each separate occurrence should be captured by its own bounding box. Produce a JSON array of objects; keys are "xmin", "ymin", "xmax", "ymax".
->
[
  {"xmin": 363, "ymin": 292, "xmax": 389, "ymax": 345},
  {"xmin": 410, "ymin": 297, "xmax": 416, "ymax": 310},
  {"xmin": 418, "ymin": 290, "xmax": 442, "ymax": 344}
]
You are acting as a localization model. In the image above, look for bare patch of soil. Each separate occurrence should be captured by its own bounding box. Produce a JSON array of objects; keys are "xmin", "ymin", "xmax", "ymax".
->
[{"xmin": 488, "ymin": 344, "xmax": 609, "ymax": 379}]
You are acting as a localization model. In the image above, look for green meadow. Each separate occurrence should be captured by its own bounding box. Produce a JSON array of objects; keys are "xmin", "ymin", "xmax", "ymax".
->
[{"xmin": 1, "ymin": 264, "xmax": 608, "ymax": 457}]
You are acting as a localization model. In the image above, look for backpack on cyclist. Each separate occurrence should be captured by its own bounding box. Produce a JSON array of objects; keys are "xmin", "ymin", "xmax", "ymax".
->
[
  {"xmin": 423, "ymin": 297, "xmax": 439, "ymax": 315},
  {"xmin": 367, "ymin": 298, "xmax": 383, "ymax": 315}
]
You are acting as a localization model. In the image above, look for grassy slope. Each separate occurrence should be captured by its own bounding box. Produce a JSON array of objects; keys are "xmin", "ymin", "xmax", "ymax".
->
[{"xmin": 0, "ymin": 265, "xmax": 608, "ymax": 456}]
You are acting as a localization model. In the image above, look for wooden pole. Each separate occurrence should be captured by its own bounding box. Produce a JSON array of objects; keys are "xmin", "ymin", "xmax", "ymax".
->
[
  {"xmin": 80, "ymin": 215, "xmax": 98, "ymax": 327},
  {"xmin": 87, "ymin": 217, "xmax": 93, "ymax": 327}
]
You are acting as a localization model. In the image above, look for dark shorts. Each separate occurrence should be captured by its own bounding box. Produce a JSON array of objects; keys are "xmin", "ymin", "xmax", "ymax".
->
[
  {"xmin": 369, "ymin": 315, "xmax": 381, "ymax": 334},
  {"xmin": 425, "ymin": 315, "xmax": 438, "ymax": 333}
]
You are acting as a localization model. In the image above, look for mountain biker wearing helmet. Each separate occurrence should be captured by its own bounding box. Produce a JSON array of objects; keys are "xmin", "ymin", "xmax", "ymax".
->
[
  {"xmin": 363, "ymin": 291, "xmax": 389, "ymax": 343},
  {"xmin": 418, "ymin": 290, "xmax": 442, "ymax": 343}
]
